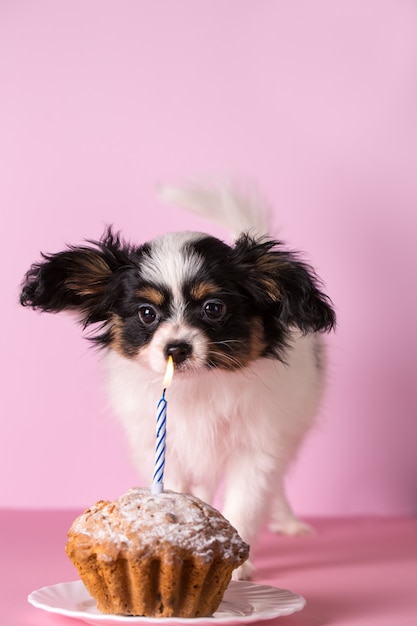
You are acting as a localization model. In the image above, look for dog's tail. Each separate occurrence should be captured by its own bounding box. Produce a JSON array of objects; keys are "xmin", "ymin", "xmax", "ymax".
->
[{"xmin": 158, "ymin": 180, "xmax": 271, "ymax": 240}]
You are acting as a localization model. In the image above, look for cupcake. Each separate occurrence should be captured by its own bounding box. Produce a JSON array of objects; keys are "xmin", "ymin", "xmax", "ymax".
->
[{"xmin": 65, "ymin": 487, "xmax": 249, "ymax": 617}]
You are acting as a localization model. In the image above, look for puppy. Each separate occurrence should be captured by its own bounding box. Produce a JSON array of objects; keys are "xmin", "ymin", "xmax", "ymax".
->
[{"xmin": 20, "ymin": 182, "xmax": 335, "ymax": 579}]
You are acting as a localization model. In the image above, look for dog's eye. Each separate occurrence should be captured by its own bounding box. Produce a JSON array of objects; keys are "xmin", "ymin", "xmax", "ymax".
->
[
  {"xmin": 203, "ymin": 299, "xmax": 226, "ymax": 321},
  {"xmin": 138, "ymin": 304, "xmax": 160, "ymax": 326}
]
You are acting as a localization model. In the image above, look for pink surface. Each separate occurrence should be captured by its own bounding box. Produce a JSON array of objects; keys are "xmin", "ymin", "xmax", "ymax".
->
[
  {"xmin": 1, "ymin": 1, "xmax": 417, "ymax": 514},
  {"xmin": 2, "ymin": 510, "xmax": 416, "ymax": 626}
]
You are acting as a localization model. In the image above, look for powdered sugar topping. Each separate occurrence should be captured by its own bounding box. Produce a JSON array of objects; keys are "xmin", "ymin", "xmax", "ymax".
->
[{"xmin": 69, "ymin": 488, "xmax": 249, "ymax": 564}]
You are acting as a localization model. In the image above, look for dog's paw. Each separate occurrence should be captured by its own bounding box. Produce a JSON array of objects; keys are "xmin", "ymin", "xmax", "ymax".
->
[
  {"xmin": 232, "ymin": 559, "xmax": 254, "ymax": 581},
  {"xmin": 268, "ymin": 517, "xmax": 313, "ymax": 536}
]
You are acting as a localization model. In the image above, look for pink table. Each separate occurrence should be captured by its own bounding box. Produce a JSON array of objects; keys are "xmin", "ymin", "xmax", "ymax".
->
[{"xmin": 1, "ymin": 510, "xmax": 416, "ymax": 626}]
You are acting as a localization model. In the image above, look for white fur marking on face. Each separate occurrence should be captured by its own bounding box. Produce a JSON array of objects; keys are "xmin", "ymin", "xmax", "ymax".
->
[
  {"xmin": 136, "ymin": 232, "xmax": 211, "ymax": 375},
  {"xmin": 139, "ymin": 232, "xmax": 205, "ymax": 321}
]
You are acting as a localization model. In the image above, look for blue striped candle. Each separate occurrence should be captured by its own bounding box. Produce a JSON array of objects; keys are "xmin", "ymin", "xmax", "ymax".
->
[{"xmin": 151, "ymin": 356, "xmax": 174, "ymax": 494}]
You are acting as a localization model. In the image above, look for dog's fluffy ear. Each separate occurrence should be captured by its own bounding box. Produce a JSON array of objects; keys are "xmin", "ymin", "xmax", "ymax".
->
[
  {"xmin": 232, "ymin": 235, "xmax": 336, "ymax": 333},
  {"xmin": 20, "ymin": 227, "xmax": 133, "ymax": 327}
]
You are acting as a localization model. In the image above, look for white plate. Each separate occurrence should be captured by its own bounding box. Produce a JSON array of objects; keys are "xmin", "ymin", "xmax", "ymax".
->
[{"xmin": 28, "ymin": 580, "xmax": 306, "ymax": 625}]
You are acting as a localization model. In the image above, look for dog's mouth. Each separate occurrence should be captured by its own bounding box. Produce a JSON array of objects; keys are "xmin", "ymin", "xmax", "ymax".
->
[
  {"xmin": 168, "ymin": 358, "xmax": 186, "ymax": 373},
  {"xmin": 170, "ymin": 358, "xmax": 205, "ymax": 376},
  {"xmin": 163, "ymin": 343, "xmax": 246, "ymax": 374}
]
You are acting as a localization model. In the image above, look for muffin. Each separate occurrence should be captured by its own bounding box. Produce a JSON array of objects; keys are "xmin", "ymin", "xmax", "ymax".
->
[{"xmin": 65, "ymin": 488, "xmax": 249, "ymax": 617}]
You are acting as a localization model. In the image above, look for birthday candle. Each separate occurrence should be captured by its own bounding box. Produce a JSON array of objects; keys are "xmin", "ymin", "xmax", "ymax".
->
[
  {"xmin": 151, "ymin": 356, "xmax": 174, "ymax": 494},
  {"xmin": 151, "ymin": 392, "xmax": 167, "ymax": 494}
]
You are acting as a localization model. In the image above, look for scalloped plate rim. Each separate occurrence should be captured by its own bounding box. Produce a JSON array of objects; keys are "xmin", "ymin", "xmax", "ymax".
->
[{"xmin": 28, "ymin": 579, "xmax": 306, "ymax": 625}]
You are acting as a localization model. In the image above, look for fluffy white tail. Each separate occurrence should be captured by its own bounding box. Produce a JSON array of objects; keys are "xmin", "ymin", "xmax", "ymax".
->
[{"xmin": 158, "ymin": 180, "xmax": 271, "ymax": 240}]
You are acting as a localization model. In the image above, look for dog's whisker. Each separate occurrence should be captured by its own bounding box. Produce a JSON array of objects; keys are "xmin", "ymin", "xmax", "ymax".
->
[
  {"xmin": 208, "ymin": 349, "xmax": 245, "ymax": 370},
  {"xmin": 210, "ymin": 339, "xmax": 244, "ymax": 347}
]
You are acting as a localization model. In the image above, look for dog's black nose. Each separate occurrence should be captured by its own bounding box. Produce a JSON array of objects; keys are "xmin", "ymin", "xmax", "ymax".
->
[{"xmin": 165, "ymin": 342, "xmax": 193, "ymax": 365}]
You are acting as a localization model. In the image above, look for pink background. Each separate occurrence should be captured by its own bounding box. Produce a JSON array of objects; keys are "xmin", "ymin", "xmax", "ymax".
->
[{"xmin": 1, "ymin": 1, "xmax": 416, "ymax": 516}]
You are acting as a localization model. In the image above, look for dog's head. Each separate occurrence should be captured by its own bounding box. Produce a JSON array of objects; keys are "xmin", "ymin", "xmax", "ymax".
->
[{"xmin": 20, "ymin": 226, "xmax": 335, "ymax": 375}]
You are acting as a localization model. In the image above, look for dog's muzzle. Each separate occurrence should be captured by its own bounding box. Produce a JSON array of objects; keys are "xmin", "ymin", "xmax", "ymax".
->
[{"xmin": 164, "ymin": 341, "xmax": 193, "ymax": 365}]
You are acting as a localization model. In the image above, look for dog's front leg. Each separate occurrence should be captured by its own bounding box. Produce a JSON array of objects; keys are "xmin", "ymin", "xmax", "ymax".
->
[
  {"xmin": 221, "ymin": 453, "xmax": 273, "ymax": 580},
  {"xmin": 268, "ymin": 480, "xmax": 312, "ymax": 536}
]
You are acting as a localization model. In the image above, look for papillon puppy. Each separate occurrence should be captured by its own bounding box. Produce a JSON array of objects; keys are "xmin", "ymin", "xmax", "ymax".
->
[{"xmin": 20, "ymin": 182, "xmax": 335, "ymax": 579}]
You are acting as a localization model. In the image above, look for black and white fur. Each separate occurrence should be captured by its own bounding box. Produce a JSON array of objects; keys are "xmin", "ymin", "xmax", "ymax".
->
[{"xmin": 20, "ymin": 182, "xmax": 335, "ymax": 579}]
